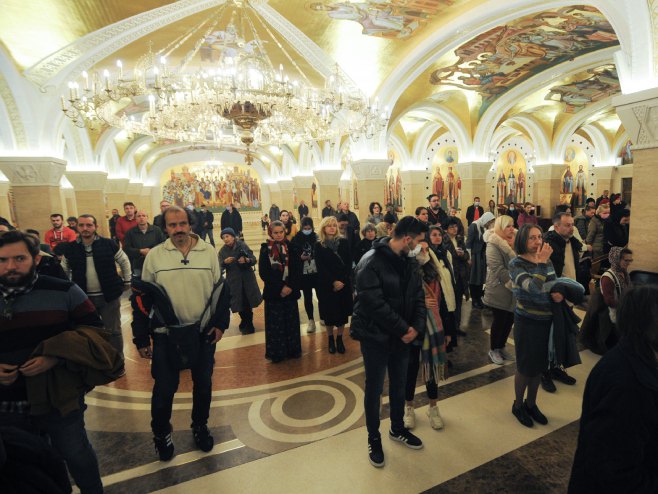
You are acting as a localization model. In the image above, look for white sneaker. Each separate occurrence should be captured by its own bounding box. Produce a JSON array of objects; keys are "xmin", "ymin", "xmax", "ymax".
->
[
  {"xmin": 307, "ymin": 319, "xmax": 316, "ymax": 333},
  {"xmin": 403, "ymin": 405, "xmax": 416, "ymax": 429},
  {"xmin": 498, "ymin": 347, "xmax": 515, "ymax": 361},
  {"xmin": 427, "ymin": 405, "xmax": 444, "ymax": 430},
  {"xmin": 488, "ymin": 349, "xmax": 504, "ymax": 365}
]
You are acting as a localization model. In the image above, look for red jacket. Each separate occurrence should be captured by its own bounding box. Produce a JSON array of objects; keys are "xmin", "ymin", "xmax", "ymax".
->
[
  {"xmin": 115, "ymin": 216, "xmax": 137, "ymax": 245},
  {"xmin": 44, "ymin": 227, "xmax": 77, "ymax": 250}
]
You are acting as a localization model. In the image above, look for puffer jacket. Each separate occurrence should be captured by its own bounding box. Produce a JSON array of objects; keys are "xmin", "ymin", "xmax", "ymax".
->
[
  {"xmin": 586, "ymin": 215, "xmax": 606, "ymax": 259},
  {"xmin": 350, "ymin": 237, "xmax": 426, "ymax": 347},
  {"xmin": 483, "ymin": 232, "xmax": 516, "ymax": 312}
]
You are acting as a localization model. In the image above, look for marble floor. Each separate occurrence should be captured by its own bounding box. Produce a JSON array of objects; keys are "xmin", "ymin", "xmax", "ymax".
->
[{"xmin": 82, "ymin": 283, "xmax": 597, "ymax": 494}]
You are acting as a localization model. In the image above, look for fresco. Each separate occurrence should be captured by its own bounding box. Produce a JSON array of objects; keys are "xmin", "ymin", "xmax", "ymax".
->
[
  {"xmin": 161, "ymin": 163, "xmax": 262, "ymax": 212},
  {"xmin": 429, "ymin": 6, "xmax": 618, "ymax": 114},
  {"xmin": 352, "ymin": 177, "xmax": 359, "ymax": 210},
  {"xmin": 559, "ymin": 146, "xmax": 588, "ymax": 208},
  {"xmin": 200, "ymin": 26, "xmax": 265, "ymax": 63},
  {"xmin": 431, "ymin": 145, "xmax": 462, "ymax": 209},
  {"xmin": 545, "ymin": 65, "xmax": 619, "ymax": 113},
  {"xmin": 619, "ymin": 139, "xmax": 633, "ymax": 165},
  {"xmin": 385, "ymin": 150, "xmax": 403, "ymax": 212},
  {"xmin": 311, "ymin": 180, "xmax": 318, "ymax": 208},
  {"xmin": 493, "ymin": 150, "xmax": 527, "ymax": 206},
  {"xmin": 308, "ymin": 0, "xmax": 455, "ymax": 39}
]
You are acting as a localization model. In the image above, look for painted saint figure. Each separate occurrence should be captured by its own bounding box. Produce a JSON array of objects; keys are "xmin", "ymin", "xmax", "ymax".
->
[
  {"xmin": 517, "ymin": 169, "xmax": 526, "ymax": 203},
  {"xmin": 497, "ymin": 170, "xmax": 507, "ymax": 206},
  {"xmin": 507, "ymin": 169, "xmax": 517, "ymax": 205}
]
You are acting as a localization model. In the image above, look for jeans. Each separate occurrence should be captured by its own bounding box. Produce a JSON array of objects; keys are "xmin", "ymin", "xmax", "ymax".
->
[
  {"xmin": 360, "ymin": 339, "xmax": 410, "ymax": 440},
  {"xmin": 151, "ymin": 333, "xmax": 216, "ymax": 436},
  {"xmin": 90, "ymin": 295, "xmax": 123, "ymax": 358},
  {"xmin": 302, "ymin": 284, "xmax": 314, "ymax": 320},
  {"xmin": 201, "ymin": 229, "xmax": 215, "ymax": 247},
  {"xmin": 30, "ymin": 400, "xmax": 103, "ymax": 494}
]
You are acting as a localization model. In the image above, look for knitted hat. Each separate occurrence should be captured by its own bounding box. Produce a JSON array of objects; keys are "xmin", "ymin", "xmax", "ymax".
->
[{"xmin": 220, "ymin": 227, "xmax": 237, "ymax": 238}]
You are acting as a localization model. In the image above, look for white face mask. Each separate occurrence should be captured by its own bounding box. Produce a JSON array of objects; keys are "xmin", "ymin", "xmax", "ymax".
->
[
  {"xmin": 474, "ymin": 201, "xmax": 480, "ymax": 207},
  {"xmin": 407, "ymin": 243, "xmax": 422, "ymax": 258},
  {"xmin": 416, "ymin": 252, "xmax": 430, "ymax": 265}
]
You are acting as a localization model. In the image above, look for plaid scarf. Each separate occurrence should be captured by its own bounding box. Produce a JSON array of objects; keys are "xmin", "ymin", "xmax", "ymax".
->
[
  {"xmin": 421, "ymin": 279, "xmax": 447, "ymax": 384},
  {"xmin": 268, "ymin": 240, "xmax": 289, "ymax": 273},
  {"xmin": 1, "ymin": 272, "xmax": 39, "ymax": 320}
]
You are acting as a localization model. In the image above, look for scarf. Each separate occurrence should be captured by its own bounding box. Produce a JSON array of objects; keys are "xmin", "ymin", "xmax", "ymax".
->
[
  {"xmin": 429, "ymin": 248, "xmax": 456, "ymax": 312},
  {"xmin": 1, "ymin": 272, "xmax": 39, "ymax": 320},
  {"xmin": 473, "ymin": 212, "xmax": 495, "ymax": 239},
  {"xmin": 607, "ymin": 246, "xmax": 630, "ymax": 291},
  {"xmin": 421, "ymin": 279, "xmax": 447, "ymax": 384},
  {"xmin": 267, "ymin": 240, "xmax": 289, "ymax": 275},
  {"xmin": 324, "ymin": 237, "xmax": 340, "ymax": 254}
]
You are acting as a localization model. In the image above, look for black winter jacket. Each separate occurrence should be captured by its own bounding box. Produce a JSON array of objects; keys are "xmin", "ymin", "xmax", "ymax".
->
[
  {"xmin": 65, "ymin": 237, "xmax": 125, "ymax": 302},
  {"xmin": 544, "ymin": 230, "xmax": 582, "ymax": 278},
  {"xmin": 350, "ymin": 237, "xmax": 426, "ymax": 347}
]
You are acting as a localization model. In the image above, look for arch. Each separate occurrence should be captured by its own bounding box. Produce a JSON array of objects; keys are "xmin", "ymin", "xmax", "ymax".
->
[
  {"xmin": 121, "ymin": 135, "xmax": 154, "ymax": 179},
  {"xmin": 552, "ymin": 99, "xmax": 612, "ymax": 164},
  {"xmin": 490, "ymin": 127, "xmax": 522, "ymax": 157},
  {"xmin": 388, "ymin": 133, "xmax": 412, "ymax": 169},
  {"xmin": 611, "ymin": 132, "xmax": 631, "ymax": 161},
  {"xmin": 0, "ymin": 46, "xmax": 37, "ymax": 150},
  {"xmin": 504, "ymin": 115, "xmax": 551, "ymax": 164},
  {"xmin": 579, "ymin": 125, "xmax": 610, "ymax": 165},
  {"xmin": 410, "ymin": 122, "xmax": 443, "ymax": 167}
]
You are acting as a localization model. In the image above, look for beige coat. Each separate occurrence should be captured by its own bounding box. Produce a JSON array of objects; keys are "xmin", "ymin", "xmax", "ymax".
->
[{"xmin": 483, "ymin": 232, "xmax": 516, "ymax": 312}]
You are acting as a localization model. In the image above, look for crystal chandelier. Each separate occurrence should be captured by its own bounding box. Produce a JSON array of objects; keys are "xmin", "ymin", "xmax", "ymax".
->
[{"xmin": 61, "ymin": 0, "xmax": 388, "ymax": 163}]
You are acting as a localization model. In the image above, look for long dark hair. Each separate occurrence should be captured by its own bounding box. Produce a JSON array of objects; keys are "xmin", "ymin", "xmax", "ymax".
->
[{"xmin": 419, "ymin": 240, "xmax": 439, "ymax": 284}]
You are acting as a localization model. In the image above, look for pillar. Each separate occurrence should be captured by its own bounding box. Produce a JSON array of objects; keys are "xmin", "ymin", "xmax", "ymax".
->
[
  {"xmin": 126, "ymin": 182, "xmax": 143, "ymax": 209},
  {"xmin": 0, "ymin": 157, "xmax": 67, "ymax": 232},
  {"xmin": 351, "ymin": 159, "xmax": 390, "ymax": 226},
  {"xmin": 66, "ymin": 171, "xmax": 109, "ymax": 237},
  {"xmin": 313, "ymin": 168, "xmax": 343, "ymax": 215},
  {"xmin": 532, "ymin": 164, "xmax": 564, "ymax": 218},
  {"xmin": 0, "ymin": 181, "xmax": 11, "ymax": 223},
  {"xmin": 105, "ymin": 178, "xmax": 130, "ymax": 212},
  {"xmin": 141, "ymin": 186, "xmax": 156, "ymax": 218},
  {"xmin": 401, "ymin": 169, "xmax": 431, "ymax": 216},
  {"xmin": 590, "ymin": 165, "xmax": 616, "ymax": 200},
  {"xmin": 456, "ymin": 162, "xmax": 493, "ymax": 212},
  {"xmin": 292, "ymin": 175, "xmax": 315, "ymax": 219},
  {"xmin": 613, "ymin": 87, "xmax": 658, "ymax": 271},
  {"xmin": 278, "ymin": 179, "xmax": 294, "ymax": 214},
  {"xmin": 268, "ymin": 183, "xmax": 282, "ymax": 215}
]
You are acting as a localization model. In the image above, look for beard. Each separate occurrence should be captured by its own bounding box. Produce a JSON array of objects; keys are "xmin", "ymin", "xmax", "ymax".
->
[{"xmin": 0, "ymin": 263, "xmax": 37, "ymax": 288}]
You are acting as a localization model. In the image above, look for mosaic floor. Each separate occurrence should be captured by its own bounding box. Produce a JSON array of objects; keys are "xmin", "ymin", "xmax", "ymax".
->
[{"xmin": 82, "ymin": 285, "xmax": 597, "ymax": 494}]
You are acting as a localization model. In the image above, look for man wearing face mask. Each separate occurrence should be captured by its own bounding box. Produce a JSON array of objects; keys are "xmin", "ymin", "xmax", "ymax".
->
[
  {"xmin": 351, "ymin": 216, "xmax": 428, "ymax": 468},
  {"xmin": 465, "ymin": 197, "xmax": 485, "ymax": 226},
  {"xmin": 506, "ymin": 202, "xmax": 520, "ymax": 228}
]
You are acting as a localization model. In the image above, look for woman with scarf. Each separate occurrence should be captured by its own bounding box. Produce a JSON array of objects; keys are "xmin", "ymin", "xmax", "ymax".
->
[
  {"xmin": 581, "ymin": 247, "xmax": 633, "ymax": 354},
  {"xmin": 483, "ymin": 215, "xmax": 517, "ymax": 365},
  {"xmin": 466, "ymin": 211, "xmax": 496, "ymax": 309},
  {"xmin": 315, "ymin": 216, "xmax": 353, "ymax": 354},
  {"xmin": 279, "ymin": 210, "xmax": 298, "ymax": 241},
  {"xmin": 291, "ymin": 217, "xmax": 320, "ymax": 334},
  {"xmin": 258, "ymin": 221, "xmax": 302, "ymax": 363},
  {"xmin": 443, "ymin": 217, "xmax": 469, "ymax": 336},
  {"xmin": 428, "ymin": 225, "xmax": 458, "ymax": 352},
  {"xmin": 403, "ymin": 238, "xmax": 448, "ymax": 431}
]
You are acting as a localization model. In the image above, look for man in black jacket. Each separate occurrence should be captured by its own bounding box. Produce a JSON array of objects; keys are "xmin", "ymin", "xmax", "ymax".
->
[
  {"xmin": 198, "ymin": 204, "xmax": 215, "ymax": 247},
  {"xmin": 321, "ymin": 200, "xmax": 336, "ymax": 218},
  {"xmin": 351, "ymin": 216, "xmax": 428, "ymax": 468},
  {"xmin": 220, "ymin": 203, "xmax": 243, "ymax": 237},
  {"xmin": 153, "ymin": 200, "xmax": 171, "ymax": 234},
  {"xmin": 465, "ymin": 197, "xmax": 485, "ymax": 226},
  {"xmin": 426, "ymin": 194, "xmax": 447, "ymax": 227},
  {"xmin": 297, "ymin": 200, "xmax": 309, "ymax": 219},
  {"xmin": 123, "ymin": 210, "xmax": 166, "ymax": 274}
]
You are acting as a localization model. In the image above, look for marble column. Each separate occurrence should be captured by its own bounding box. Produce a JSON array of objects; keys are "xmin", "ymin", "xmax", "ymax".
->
[
  {"xmin": 268, "ymin": 183, "xmax": 282, "ymax": 216},
  {"xmin": 141, "ymin": 186, "xmax": 156, "ymax": 218},
  {"xmin": 0, "ymin": 157, "xmax": 67, "ymax": 232},
  {"xmin": 278, "ymin": 179, "xmax": 294, "ymax": 214},
  {"xmin": 126, "ymin": 182, "xmax": 144, "ymax": 209},
  {"xmin": 0, "ymin": 181, "xmax": 11, "ymax": 223},
  {"xmin": 456, "ymin": 162, "xmax": 492, "ymax": 212},
  {"xmin": 613, "ymin": 87, "xmax": 658, "ymax": 271},
  {"xmin": 351, "ymin": 159, "xmax": 390, "ymax": 226},
  {"xmin": 105, "ymin": 178, "xmax": 130, "ymax": 212},
  {"xmin": 292, "ymin": 175, "xmax": 316, "ymax": 220},
  {"xmin": 66, "ymin": 171, "xmax": 109, "ymax": 237},
  {"xmin": 313, "ymin": 168, "xmax": 343, "ymax": 216},
  {"xmin": 401, "ymin": 169, "xmax": 431, "ymax": 216},
  {"xmin": 532, "ymin": 164, "xmax": 564, "ymax": 218}
]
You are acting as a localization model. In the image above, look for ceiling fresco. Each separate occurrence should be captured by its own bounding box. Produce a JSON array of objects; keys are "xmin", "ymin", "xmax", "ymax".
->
[
  {"xmin": 428, "ymin": 6, "xmax": 619, "ymax": 116},
  {"xmin": 545, "ymin": 64, "xmax": 620, "ymax": 113}
]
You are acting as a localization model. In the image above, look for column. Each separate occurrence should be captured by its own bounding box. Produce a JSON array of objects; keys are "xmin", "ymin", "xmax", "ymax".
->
[
  {"xmin": 532, "ymin": 164, "xmax": 564, "ymax": 218},
  {"xmin": 141, "ymin": 186, "xmax": 156, "ymax": 218},
  {"xmin": 278, "ymin": 179, "xmax": 294, "ymax": 214},
  {"xmin": 351, "ymin": 159, "xmax": 390, "ymax": 226},
  {"xmin": 0, "ymin": 181, "xmax": 11, "ymax": 223},
  {"xmin": 105, "ymin": 178, "xmax": 130, "ymax": 212},
  {"xmin": 292, "ymin": 175, "xmax": 315, "ymax": 220},
  {"xmin": 456, "ymin": 162, "xmax": 493, "ymax": 212},
  {"xmin": 0, "ymin": 157, "xmax": 67, "ymax": 232},
  {"xmin": 126, "ymin": 181, "xmax": 144, "ymax": 208},
  {"xmin": 614, "ymin": 87, "xmax": 658, "ymax": 271},
  {"xmin": 268, "ymin": 183, "xmax": 282, "ymax": 215},
  {"xmin": 400, "ymin": 169, "xmax": 431, "ymax": 216},
  {"xmin": 313, "ymin": 168, "xmax": 343, "ymax": 216},
  {"xmin": 590, "ymin": 165, "xmax": 616, "ymax": 200},
  {"xmin": 66, "ymin": 171, "xmax": 109, "ymax": 237}
]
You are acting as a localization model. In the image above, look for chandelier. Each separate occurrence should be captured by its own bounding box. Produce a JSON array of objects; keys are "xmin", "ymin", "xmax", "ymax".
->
[{"xmin": 61, "ymin": 0, "xmax": 388, "ymax": 163}]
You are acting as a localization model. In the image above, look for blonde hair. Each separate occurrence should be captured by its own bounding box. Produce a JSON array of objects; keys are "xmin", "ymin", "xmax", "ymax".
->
[
  {"xmin": 375, "ymin": 221, "xmax": 390, "ymax": 238},
  {"xmin": 494, "ymin": 215, "xmax": 514, "ymax": 236},
  {"xmin": 318, "ymin": 216, "xmax": 339, "ymax": 245},
  {"xmin": 596, "ymin": 204, "xmax": 610, "ymax": 215}
]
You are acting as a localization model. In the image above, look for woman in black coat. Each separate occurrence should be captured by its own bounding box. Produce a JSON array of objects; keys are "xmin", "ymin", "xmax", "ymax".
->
[
  {"xmin": 291, "ymin": 217, "xmax": 319, "ymax": 334},
  {"xmin": 315, "ymin": 216, "xmax": 353, "ymax": 354},
  {"xmin": 569, "ymin": 285, "xmax": 658, "ymax": 493},
  {"xmin": 258, "ymin": 221, "xmax": 303, "ymax": 363},
  {"xmin": 353, "ymin": 223, "xmax": 376, "ymax": 265}
]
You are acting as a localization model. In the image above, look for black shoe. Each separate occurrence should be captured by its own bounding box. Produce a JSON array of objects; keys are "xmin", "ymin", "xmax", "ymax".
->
[
  {"xmin": 192, "ymin": 424, "xmax": 214, "ymax": 452},
  {"xmin": 241, "ymin": 327, "xmax": 255, "ymax": 335},
  {"xmin": 524, "ymin": 401, "xmax": 548, "ymax": 425},
  {"xmin": 153, "ymin": 431, "xmax": 175, "ymax": 461},
  {"xmin": 336, "ymin": 336, "xmax": 345, "ymax": 354},
  {"xmin": 456, "ymin": 329, "xmax": 467, "ymax": 337},
  {"xmin": 550, "ymin": 367, "xmax": 577, "ymax": 385},
  {"xmin": 472, "ymin": 299, "xmax": 484, "ymax": 309},
  {"xmin": 541, "ymin": 372, "xmax": 557, "ymax": 393},
  {"xmin": 328, "ymin": 335, "xmax": 336, "ymax": 354},
  {"xmin": 389, "ymin": 429, "xmax": 423, "ymax": 450},
  {"xmin": 368, "ymin": 437, "xmax": 385, "ymax": 467},
  {"xmin": 512, "ymin": 402, "xmax": 533, "ymax": 428}
]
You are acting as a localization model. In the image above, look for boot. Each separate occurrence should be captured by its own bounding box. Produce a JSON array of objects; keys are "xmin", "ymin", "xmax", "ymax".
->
[
  {"xmin": 336, "ymin": 335, "xmax": 345, "ymax": 354},
  {"xmin": 328, "ymin": 334, "xmax": 336, "ymax": 354}
]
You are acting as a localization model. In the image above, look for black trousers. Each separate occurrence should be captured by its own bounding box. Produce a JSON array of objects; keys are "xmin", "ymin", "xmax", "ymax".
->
[
  {"xmin": 405, "ymin": 345, "xmax": 438, "ymax": 401},
  {"xmin": 490, "ymin": 307, "xmax": 514, "ymax": 350}
]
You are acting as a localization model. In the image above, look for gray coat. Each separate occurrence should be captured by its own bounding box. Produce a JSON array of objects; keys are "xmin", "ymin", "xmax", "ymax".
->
[
  {"xmin": 483, "ymin": 232, "xmax": 516, "ymax": 312},
  {"xmin": 219, "ymin": 240, "xmax": 263, "ymax": 313}
]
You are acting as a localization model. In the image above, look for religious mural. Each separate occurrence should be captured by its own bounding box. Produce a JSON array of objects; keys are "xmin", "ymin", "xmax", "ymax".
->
[
  {"xmin": 429, "ymin": 6, "xmax": 618, "ymax": 115},
  {"xmin": 308, "ymin": 0, "xmax": 456, "ymax": 39},
  {"xmin": 545, "ymin": 65, "xmax": 620, "ymax": 113},
  {"xmin": 493, "ymin": 150, "xmax": 527, "ymax": 206},
  {"xmin": 431, "ymin": 146, "xmax": 461, "ymax": 209},
  {"xmin": 560, "ymin": 146, "xmax": 588, "ymax": 208},
  {"xmin": 385, "ymin": 150, "xmax": 403, "ymax": 212},
  {"xmin": 200, "ymin": 25, "xmax": 264, "ymax": 63},
  {"xmin": 161, "ymin": 163, "xmax": 262, "ymax": 212},
  {"xmin": 619, "ymin": 139, "xmax": 633, "ymax": 165},
  {"xmin": 311, "ymin": 180, "xmax": 318, "ymax": 208},
  {"xmin": 352, "ymin": 177, "xmax": 359, "ymax": 210}
]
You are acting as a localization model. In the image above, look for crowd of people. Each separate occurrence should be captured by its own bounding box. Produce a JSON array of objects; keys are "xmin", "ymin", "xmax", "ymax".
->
[{"xmin": 1, "ymin": 184, "xmax": 657, "ymax": 491}]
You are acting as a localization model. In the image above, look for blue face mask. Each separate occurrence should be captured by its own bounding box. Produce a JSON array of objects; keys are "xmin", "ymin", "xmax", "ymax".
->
[{"xmin": 302, "ymin": 229, "xmax": 312, "ymax": 235}]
